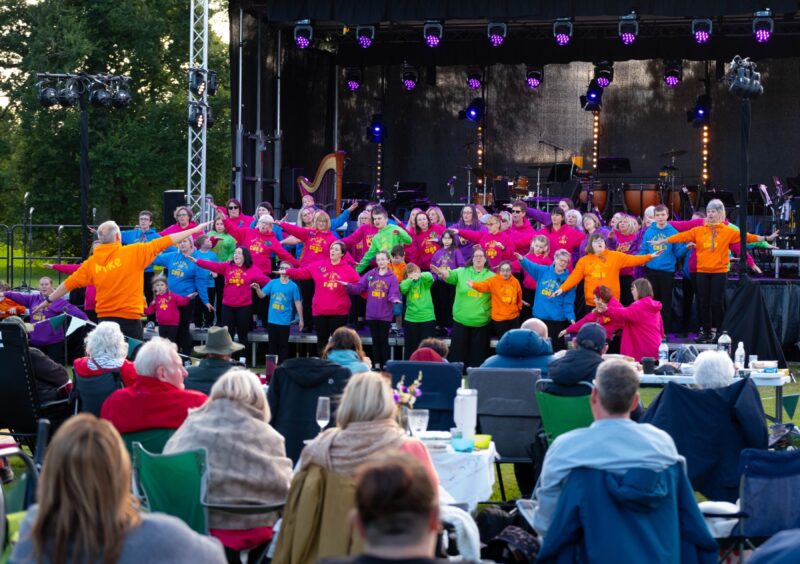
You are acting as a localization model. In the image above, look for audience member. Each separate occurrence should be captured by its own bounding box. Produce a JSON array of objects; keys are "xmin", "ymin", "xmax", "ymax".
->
[
  {"xmin": 322, "ymin": 327, "xmax": 372, "ymax": 375},
  {"xmin": 748, "ymin": 529, "xmax": 800, "ymax": 564},
  {"xmin": 531, "ymin": 359, "xmax": 682, "ymax": 540},
  {"xmin": 693, "ymin": 350, "xmax": 735, "ymax": 389},
  {"xmin": 185, "ymin": 326, "xmax": 245, "ymax": 395},
  {"xmin": 11, "ymin": 414, "xmax": 226, "ymax": 563},
  {"xmin": 101, "ymin": 337, "xmax": 207, "ymax": 434},
  {"xmin": 546, "ymin": 323, "xmax": 607, "ymax": 396},
  {"xmin": 411, "ymin": 338, "xmax": 449, "ymax": 361},
  {"xmin": 73, "ymin": 321, "xmax": 138, "ymax": 388},
  {"xmin": 165, "ymin": 369, "xmax": 293, "ymax": 559},
  {"xmin": 480, "ymin": 318, "xmax": 553, "ymax": 374}
]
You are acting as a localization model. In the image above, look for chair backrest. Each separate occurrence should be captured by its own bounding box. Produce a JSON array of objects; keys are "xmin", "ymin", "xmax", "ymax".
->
[
  {"xmin": 385, "ymin": 361, "xmax": 463, "ymax": 431},
  {"xmin": 736, "ymin": 448, "xmax": 800, "ymax": 537},
  {"xmin": 131, "ymin": 443, "xmax": 208, "ymax": 535},
  {"xmin": 73, "ymin": 370, "xmax": 124, "ymax": 417},
  {"xmin": 466, "ymin": 368, "xmax": 542, "ymax": 460},
  {"xmin": 0, "ymin": 324, "xmax": 43, "ymax": 439},
  {"xmin": 535, "ymin": 379, "xmax": 594, "ymax": 445},
  {"xmin": 122, "ymin": 428, "xmax": 175, "ymax": 456}
]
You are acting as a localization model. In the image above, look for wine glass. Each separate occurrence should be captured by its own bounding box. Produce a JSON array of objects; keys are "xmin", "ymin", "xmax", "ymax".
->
[
  {"xmin": 408, "ymin": 409, "xmax": 430, "ymax": 436},
  {"xmin": 316, "ymin": 397, "xmax": 331, "ymax": 433}
]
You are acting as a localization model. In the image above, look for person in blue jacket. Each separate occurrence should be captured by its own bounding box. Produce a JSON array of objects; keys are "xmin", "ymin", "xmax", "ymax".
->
[
  {"xmin": 192, "ymin": 234, "xmax": 219, "ymax": 329},
  {"xmin": 152, "ymin": 237, "xmax": 212, "ymax": 358},
  {"xmin": 120, "ymin": 210, "xmax": 161, "ymax": 311},
  {"xmin": 638, "ymin": 204, "xmax": 687, "ymax": 333},
  {"xmin": 517, "ymin": 249, "xmax": 576, "ymax": 352},
  {"xmin": 480, "ymin": 319, "xmax": 554, "ymax": 374}
]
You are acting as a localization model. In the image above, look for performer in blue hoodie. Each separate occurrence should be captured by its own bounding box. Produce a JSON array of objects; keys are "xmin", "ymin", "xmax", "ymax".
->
[
  {"xmin": 638, "ymin": 204, "xmax": 687, "ymax": 333},
  {"xmin": 516, "ymin": 249, "xmax": 576, "ymax": 352}
]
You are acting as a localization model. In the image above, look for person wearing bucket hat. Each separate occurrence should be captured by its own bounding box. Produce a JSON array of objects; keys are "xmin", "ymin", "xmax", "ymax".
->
[{"xmin": 185, "ymin": 326, "xmax": 245, "ymax": 395}]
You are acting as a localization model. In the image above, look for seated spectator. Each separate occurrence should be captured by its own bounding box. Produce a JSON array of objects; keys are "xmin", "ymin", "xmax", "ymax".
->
[
  {"xmin": 318, "ymin": 454, "xmax": 444, "ymax": 564},
  {"xmin": 274, "ymin": 372, "xmax": 438, "ymax": 563},
  {"xmin": 165, "ymin": 369, "xmax": 293, "ymax": 559},
  {"xmin": 693, "ymin": 350, "xmax": 735, "ymax": 389},
  {"xmin": 11, "ymin": 414, "xmax": 226, "ymax": 563},
  {"xmin": 73, "ymin": 321, "xmax": 138, "ymax": 387},
  {"xmin": 185, "ymin": 326, "xmax": 245, "ymax": 395},
  {"xmin": 322, "ymin": 327, "xmax": 371, "ymax": 375},
  {"xmin": 546, "ymin": 323, "xmax": 607, "ymax": 396},
  {"xmin": 531, "ymin": 359, "xmax": 682, "ymax": 540},
  {"xmin": 410, "ymin": 337, "xmax": 449, "ymax": 362},
  {"xmin": 409, "ymin": 347, "xmax": 446, "ymax": 363},
  {"xmin": 101, "ymin": 337, "xmax": 207, "ymax": 434},
  {"xmin": 480, "ymin": 318, "xmax": 553, "ymax": 374},
  {"xmin": 748, "ymin": 529, "xmax": 800, "ymax": 564}
]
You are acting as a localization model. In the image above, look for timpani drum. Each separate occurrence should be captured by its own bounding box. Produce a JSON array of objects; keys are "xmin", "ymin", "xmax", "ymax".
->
[
  {"xmin": 624, "ymin": 184, "xmax": 661, "ymax": 216},
  {"xmin": 668, "ymin": 185, "xmax": 698, "ymax": 215},
  {"xmin": 578, "ymin": 183, "xmax": 607, "ymax": 213}
]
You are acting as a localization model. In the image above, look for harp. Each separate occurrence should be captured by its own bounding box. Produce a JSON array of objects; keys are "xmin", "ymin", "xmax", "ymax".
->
[{"xmin": 296, "ymin": 151, "xmax": 345, "ymax": 215}]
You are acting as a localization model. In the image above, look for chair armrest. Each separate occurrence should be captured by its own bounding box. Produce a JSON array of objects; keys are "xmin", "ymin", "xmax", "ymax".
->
[
  {"xmin": 702, "ymin": 511, "xmax": 749, "ymax": 520},
  {"xmin": 41, "ymin": 398, "xmax": 70, "ymax": 409}
]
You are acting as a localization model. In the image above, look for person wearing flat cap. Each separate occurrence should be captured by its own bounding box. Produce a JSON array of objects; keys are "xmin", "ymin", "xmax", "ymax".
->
[
  {"xmin": 185, "ymin": 326, "xmax": 245, "ymax": 395},
  {"xmin": 545, "ymin": 322, "xmax": 608, "ymax": 397}
]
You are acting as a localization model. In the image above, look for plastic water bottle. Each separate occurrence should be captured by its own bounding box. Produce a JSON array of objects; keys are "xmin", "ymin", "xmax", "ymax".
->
[
  {"xmin": 717, "ymin": 331, "xmax": 732, "ymax": 357},
  {"xmin": 658, "ymin": 339, "xmax": 669, "ymax": 365},
  {"xmin": 734, "ymin": 342, "xmax": 746, "ymax": 369}
]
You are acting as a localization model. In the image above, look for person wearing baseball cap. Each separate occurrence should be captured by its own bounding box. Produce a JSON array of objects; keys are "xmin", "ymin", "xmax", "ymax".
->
[{"xmin": 545, "ymin": 323, "xmax": 608, "ymax": 396}]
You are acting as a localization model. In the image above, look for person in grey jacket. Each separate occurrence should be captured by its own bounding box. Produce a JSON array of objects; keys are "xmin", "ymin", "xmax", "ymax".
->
[{"xmin": 11, "ymin": 414, "xmax": 225, "ymax": 564}]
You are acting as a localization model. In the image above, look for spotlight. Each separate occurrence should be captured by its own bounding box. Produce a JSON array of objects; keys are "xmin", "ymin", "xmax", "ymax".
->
[
  {"xmin": 459, "ymin": 97, "xmax": 485, "ymax": 121},
  {"xmin": 294, "ymin": 19, "xmax": 313, "ymax": 49},
  {"xmin": 206, "ymin": 106, "xmax": 215, "ymax": 129},
  {"xmin": 38, "ymin": 84, "xmax": 58, "ymax": 108},
  {"xmin": 345, "ymin": 67, "xmax": 362, "ymax": 91},
  {"xmin": 618, "ymin": 12, "xmax": 639, "ymax": 45},
  {"xmin": 401, "ymin": 64, "xmax": 418, "ymax": 91},
  {"xmin": 366, "ymin": 113, "xmax": 385, "ymax": 143},
  {"xmin": 487, "ymin": 22, "xmax": 507, "ymax": 47},
  {"xmin": 188, "ymin": 104, "xmax": 204, "ymax": 128},
  {"xmin": 57, "ymin": 83, "xmax": 78, "ymax": 108},
  {"xmin": 663, "ymin": 60, "xmax": 683, "ymax": 88},
  {"xmin": 553, "ymin": 18, "xmax": 573, "ymax": 46},
  {"xmin": 356, "ymin": 25, "xmax": 375, "ymax": 49},
  {"xmin": 686, "ymin": 94, "xmax": 711, "ymax": 127},
  {"xmin": 89, "ymin": 87, "xmax": 112, "ymax": 108},
  {"xmin": 580, "ymin": 80, "xmax": 603, "ymax": 111},
  {"xmin": 206, "ymin": 70, "xmax": 218, "ymax": 96},
  {"xmin": 423, "ymin": 20, "xmax": 443, "ymax": 48},
  {"xmin": 467, "ymin": 67, "xmax": 483, "ymax": 90},
  {"xmin": 593, "ymin": 61, "xmax": 614, "ymax": 88},
  {"xmin": 111, "ymin": 83, "xmax": 132, "ymax": 108},
  {"xmin": 691, "ymin": 18, "xmax": 712, "ymax": 44},
  {"xmin": 525, "ymin": 66, "xmax": 544, "ymax": 89},
  {"xmin": 753, "ymin": 9, "xmax": 773, "ymax": 43},
  {"xmin": 189, "ymin": 69, "xmax": 206, "ymax": 96}
]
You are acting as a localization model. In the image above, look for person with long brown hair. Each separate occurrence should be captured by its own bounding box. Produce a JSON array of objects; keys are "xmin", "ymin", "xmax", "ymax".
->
[
  {"xmin": 322, "ymin": 326, "xmax": 371, "ymax": 374},
  {"xmin": 11, "ymin": 414, "xmax": 225, "ymax": 564}
]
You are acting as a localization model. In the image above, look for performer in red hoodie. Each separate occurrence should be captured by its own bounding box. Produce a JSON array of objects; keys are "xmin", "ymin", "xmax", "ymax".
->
[
  {"xmin": 560, "ymin": 285, "xmax": 625, "ymax": 353},
  {"xmin": 597, "ymin": 278, "xmax": 665, "ymax": 361}
]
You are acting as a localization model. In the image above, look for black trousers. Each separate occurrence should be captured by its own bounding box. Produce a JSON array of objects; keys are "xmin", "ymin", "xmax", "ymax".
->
[
  {"xmin": 544, "ymin": 319, "xmax": 571, "ymax": 353},
  {"xmin": 619, "ymin": 275, "xmax": 634, "ymax": 306},
  {"xmin": 432, "ymin": 280, "xmax": 455, "ymax": 328},
  {"xmin": 403, "ymin": 320, "xmax": 436, "ymax": 359},
  {"xmin": 222, "ymin": 305, "xmax": 251, "ymax": 362},
  {"xmin": 267, "ymin": 323, "xmax": 291, "ymax": 364},
  {"xmin": 696, "ymin": 272, "xmax": 727, "ymax": 334},
  {"xmin": 158, "ymin": 324, "xmax": 179, "ymax": 343},
  {"xmin": 143, "ymin": 271, "xmax": 155, "ymax": 322},
  {"xmin": 214, "ymin": 276, "xmax": 226, "ymax": 325},
  {"xmin": 645, "ymin": 268, "xmax": 675, "ymax": 333},
  {"xmin": 521, "ymin": 287, "xmax": 536, "ymax": 322},
  {"xmin": 492, "ymin": 317, "xmax": 520, "ymax": 339},
  {"xmin": 314, "ymin": 315, "xmax": 348, "ymax": 355},
  {"xmin": 367, "ymin": 319, "xmax": 392, "ymax": 369},
  {"xmin": 194, "ymin": 286, "xmax": 216, "ymax": 327},
  {"xmin": 682, "ymin": 273, "xmax": 698, "ymax": 334},
  {"xmin": 448, "ymin": 321, "xmax": 490, "ymax": 369},
  {"xmin": 299, "ymin": 279, "xmax": 315, "ymax": 330},
  {"xmin": 99, "ymin": 317, "xmax": 143, "ymax": 341},
  {"xmin": 177, "ymin": 302, "xmax": 194, "ymax": 357}
]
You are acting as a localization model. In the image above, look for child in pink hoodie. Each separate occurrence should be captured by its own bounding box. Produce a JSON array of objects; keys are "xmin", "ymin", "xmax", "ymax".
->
[
  {"xmin": 598, "ymin": 277, "xmax": 665, "ymax": 361},
  {"xmin": 144, "ymin": 276, "xmax": 193, "ymax": 344}
]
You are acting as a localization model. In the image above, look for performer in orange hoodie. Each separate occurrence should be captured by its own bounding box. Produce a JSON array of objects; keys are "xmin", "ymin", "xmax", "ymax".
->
[{"xmin": 468, "ymin": 261, "xmax": 523, "ymax": 337}]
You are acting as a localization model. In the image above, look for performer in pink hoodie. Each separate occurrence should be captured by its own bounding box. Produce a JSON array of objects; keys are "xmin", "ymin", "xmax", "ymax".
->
[{"xmin": 597, "ymin": 277, "xmax": 665, "ymax": 361}]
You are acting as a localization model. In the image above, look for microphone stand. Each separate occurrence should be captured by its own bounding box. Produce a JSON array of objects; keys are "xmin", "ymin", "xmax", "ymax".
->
[{"xmin": 19, "ymin": 192, "xmax": 29, "ymax": 290}]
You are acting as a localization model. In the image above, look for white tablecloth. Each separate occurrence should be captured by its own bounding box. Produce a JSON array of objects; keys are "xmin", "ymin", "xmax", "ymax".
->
[{"xmin": 430, "ymin": 442, "xmax": 498, "ymax": 512}]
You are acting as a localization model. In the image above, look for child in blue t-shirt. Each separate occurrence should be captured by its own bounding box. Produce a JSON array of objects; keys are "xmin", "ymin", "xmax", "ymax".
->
[{"xmin": 253, "ymin": 261, "xmax": 303, "ymax": 363}]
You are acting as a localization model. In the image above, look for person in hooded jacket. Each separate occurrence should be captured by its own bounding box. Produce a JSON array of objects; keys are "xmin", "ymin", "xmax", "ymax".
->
[
  {"xmin": 322, "ymin": 327, "xmax": 372, "ymax": 375},
  {"xmin": 546, "ymin": 323, "xmax": 607, "ymax": 397},
  {"xmin": 480, "ymin": 319, "xmax": 554, "ymax": 375},
  {"xmin": 266, "ymin": 354, "xmax": 351, "ymax": 463},
  {"xmin": 596, "ymin": 278, "xmax": 664, "ymax": 362}
]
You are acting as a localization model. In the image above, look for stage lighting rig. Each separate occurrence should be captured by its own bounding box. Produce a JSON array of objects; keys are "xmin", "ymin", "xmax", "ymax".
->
[
  {"xmin": 593, "ymin": 61, "xmax": 614, "ymax": 88},
  {"xmin": 356, "ymin": 25, "xmax": 375, "ymax": 48},
  {"xmin": 752, "ymin": 10, "xmax": 773, "ymax": 43},
  {"xmin": 366, "ymin": 114, "xmax": 385, "ymax": 143},
  {"xmin": 686, "ymin": 94, "xmax": 711, "ymax": 126},
  {"xmin": 459, "ymin": 97, "xmax": 485, "ymax": 121},
  {"xmin": 618, "ymin": 12, "xmax": 639, "ymax": 45},
  {"xmin": 525, "ymin": 66, "xmax": 544, "ymax": 89},
  {"xmin": 423, "ymin": 20, "xmax": 443, "ymax": 48},
  {"xmin": 553, "ymin": 18, "xmax": 573, "ymax": 46},
  {"xmin": 663, "ymin": 60, "xmax": 683, "ymax": 88},
  {"xmin": 36, "ymin": 83, "xmax": 58, "ymax": 107},
  {"xmin": 487, "ymin": 22, "xmax": 507, "ymax": 47},
  {"xmin": 89, "ymin": 85, "xmax": 112, "ymax": 108},
  {"xmin": 580, "ymin": 80, "xmax": 603, "ymax": 111},
  {"xmin": 294, "ymin": 19, "xmax": 313, "ymax": 49},
  {"xmin": 691, "ymin": 18, "xmax": 712, "ymax": 44},
  {"xmin": 57, "ymin": 81, "xmax": 78, "ymax": 107},
  {"xmin": 725, "ymin": 56, "xmax": 763, "ymax": 99},
  {"xmin": 401, "ymin": 63, "xmax": 418, "ymax": 91},
  {"xmin": 345, "ymin": 67, "xmax": 362, "ymax": 91},
  {"xmin": 467, "ymin": 67, "xmax": 483, "ymax": 90}
]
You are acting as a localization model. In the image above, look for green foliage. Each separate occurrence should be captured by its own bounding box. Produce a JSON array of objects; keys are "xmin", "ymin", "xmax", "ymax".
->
[{"xmin": 0, "ymin": 0, "xmax": 230, "ymax": 234}]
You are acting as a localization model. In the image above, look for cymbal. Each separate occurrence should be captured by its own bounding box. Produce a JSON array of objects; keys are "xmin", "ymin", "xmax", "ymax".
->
[
  {"xmin": 472, "ymin": 167, "xmax": 496, "ymax": 178},
  {"xmin": 659, "ymin": 149, "xmax": 688, "ymax": 158}
]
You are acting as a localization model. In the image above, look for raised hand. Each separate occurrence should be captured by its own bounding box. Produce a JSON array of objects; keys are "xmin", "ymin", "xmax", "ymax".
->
[
  {"xmin": 514, "ymin": 252, "xmax": 524, "ymax": 261},
  {"xmin": 558, "ymin": 329, "xmax": 567, "ymax": 338}
]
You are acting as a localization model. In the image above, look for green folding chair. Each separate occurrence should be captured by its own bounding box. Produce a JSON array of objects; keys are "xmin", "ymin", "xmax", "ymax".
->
[
  {"xmin": 122, "ymin": 428, "xmax": 175, "ymax": 457},
  {"xmin": 535, "ymin": 379, "xmax": 594, "ymax": 446}
]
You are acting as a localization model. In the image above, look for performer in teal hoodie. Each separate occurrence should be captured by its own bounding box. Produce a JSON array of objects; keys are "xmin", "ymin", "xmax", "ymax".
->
[{"xmin": 517, "ymin": 250, "xmax": 575, "ymax": 351}]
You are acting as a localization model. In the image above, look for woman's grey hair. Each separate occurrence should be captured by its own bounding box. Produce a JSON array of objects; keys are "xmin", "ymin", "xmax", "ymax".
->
[
  {"xmin": 134, "ymin": 337, "xmax": 178, "ymax": 377},
  {"xmin": 694, "ymin": 350, "xmax": 735, "ymax": 389},
  {"xmin": 198, "ymin": 368, "xmax": 270, "ymax": 422},
  {"xmin": 257, "ymin": 214, "xmax": 274, "ymax": 225},
  {"xmin": 85, "ymin": 322, "xmax": 128, "ymax": 361},
  {"xmin": 706, "ymin": 199, "xmax": 726, "ymax": 217}
]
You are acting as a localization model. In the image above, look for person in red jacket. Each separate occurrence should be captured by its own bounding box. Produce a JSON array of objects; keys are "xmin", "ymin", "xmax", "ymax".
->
[
  {"xmin": 144, "ymin": 276, "xmax": 193, "ymax": 344},
  {"xmin": 596, "ymin": 278, "xmax": 665, "ymax": 362},
  {"xmin": 101, "ymin": 337, "xmax": 207, "ymax": 434}
]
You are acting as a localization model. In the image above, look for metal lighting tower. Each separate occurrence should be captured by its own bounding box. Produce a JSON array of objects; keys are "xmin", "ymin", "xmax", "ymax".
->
[{"xmin": 187, "ymin": 0, "xmax": 209, "ymax": 216}]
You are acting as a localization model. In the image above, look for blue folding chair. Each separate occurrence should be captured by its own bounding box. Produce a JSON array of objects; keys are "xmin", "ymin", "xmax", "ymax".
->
[{"xmin": 385, "ymin": 361, "xmax": 463, "ymax": 431}]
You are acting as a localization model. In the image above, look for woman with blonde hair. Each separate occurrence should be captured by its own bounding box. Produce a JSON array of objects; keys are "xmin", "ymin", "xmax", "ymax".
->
[
  {"xmin": 159, "ymin": 205, "xmax": 198, "ymax": 237},
  {"xmin": 12, "ymin": 414, "xmax": 225, "ymax": 563},
  {"xmin": 426, "ymin": 205, "xmax": 447, "ymax": 228},
  {"xmin": 165, "ymin": 369, "xmax": 293, "ymax": 559}
]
